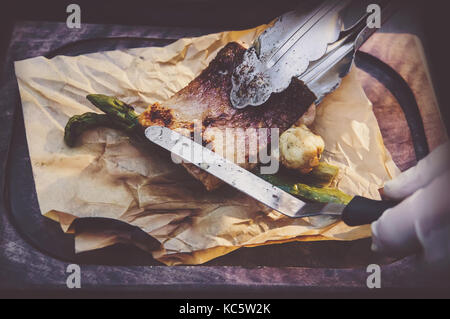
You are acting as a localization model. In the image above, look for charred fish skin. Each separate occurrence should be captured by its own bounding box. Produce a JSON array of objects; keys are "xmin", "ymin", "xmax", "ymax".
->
[
  {"xmin": 65, "ymin": 42, "xmax": 316, "ymax": 190},
  {"xmin": 142, "ymin": 42, "xmax": 316, "ymax": 132},
  {"xmin": 138, "ymin": 42, "xmax": 316, "ymax": 190}
]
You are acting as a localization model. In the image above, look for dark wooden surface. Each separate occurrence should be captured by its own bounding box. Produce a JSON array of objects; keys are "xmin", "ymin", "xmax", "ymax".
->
[
  {"xmin": 0, "ymin": 18, "xmax": 447, "ymax": 296},
  {"xmin": 359, "ymin": 33, "xmax": 447, "ymax": 169}
]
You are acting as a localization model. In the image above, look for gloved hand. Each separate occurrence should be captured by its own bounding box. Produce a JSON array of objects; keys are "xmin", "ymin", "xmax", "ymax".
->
[{"xmin": 371, "ymin": 141, "xmax": 450, "ymax": 267}]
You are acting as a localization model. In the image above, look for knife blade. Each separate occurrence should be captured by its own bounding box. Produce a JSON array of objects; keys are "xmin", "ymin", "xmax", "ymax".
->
[{"xmin": 145, "ymin": 126, "xmax": 398, "ymax": 226}]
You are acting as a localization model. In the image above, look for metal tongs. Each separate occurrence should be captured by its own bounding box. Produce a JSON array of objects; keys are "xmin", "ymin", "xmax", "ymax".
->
[{"xmin": 230, "ymin": 0, "xmax": 397, "ymax": 109}]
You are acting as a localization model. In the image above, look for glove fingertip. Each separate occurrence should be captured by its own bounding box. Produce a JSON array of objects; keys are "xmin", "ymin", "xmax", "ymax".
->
[
  {"xmin": 382, "ymin": 180, "xmax": 404, "ymax": 200},
  {"xmin": 370, "ymin": 221, "xmax": 382, "ymax": 252}
]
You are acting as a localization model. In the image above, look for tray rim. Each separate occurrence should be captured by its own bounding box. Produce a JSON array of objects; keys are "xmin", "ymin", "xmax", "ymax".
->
[
  {"xmin": 4, "ymin": 35, "xmax": 429, "ymax": 269},
  {"xmin": 2, "ymin": 19, "xmax": 439, "ymax": 292}
]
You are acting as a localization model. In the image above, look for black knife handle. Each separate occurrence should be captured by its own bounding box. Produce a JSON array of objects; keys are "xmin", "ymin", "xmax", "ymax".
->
[{"xmin": 342, "ymin": 196, "xmax": 398, "ymax": 226}]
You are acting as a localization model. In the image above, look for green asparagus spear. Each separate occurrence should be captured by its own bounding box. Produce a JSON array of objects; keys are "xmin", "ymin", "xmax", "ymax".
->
[
  {"xmin": 65, "ymin": 94, "xmax": 351, "ymax": 205},
  {"xmin": 64, "ymin": 112, "xmax": 131, "ymax": 147},
  {"xmin": 291, "ymin": 183, "xmax": 352, "ymax": 205},
  {"xmin": 86, "ymin": 94, "xmax": 139, "ymax": 127},
  {"xmin": 301, "ymin": 162, "xmax": 340, "ymax": 187},
  {"xmin": 256, "ymin": 162, "xmax": 339, "ymax": 189},
  {"xmin": 256, "ymin": 169, "xmax": 351, "ymax": 204},
  {"xmin": 64, "ymin": 95, "xmax": 149, "ymax": 147}
]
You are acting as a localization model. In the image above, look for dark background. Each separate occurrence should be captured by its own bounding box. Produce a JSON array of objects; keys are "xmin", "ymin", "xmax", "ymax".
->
[{"xmin": 0, "ymin": 0, "xmax": 448, "ymax": 131}]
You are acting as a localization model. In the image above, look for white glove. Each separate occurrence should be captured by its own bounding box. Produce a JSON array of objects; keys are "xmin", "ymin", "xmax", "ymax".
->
[{"xmin": 371, "ymin": 141, "xmax": 450, "ymax": 267}]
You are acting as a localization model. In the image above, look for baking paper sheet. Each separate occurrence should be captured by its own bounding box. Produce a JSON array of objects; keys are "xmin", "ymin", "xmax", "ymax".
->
[{"xmin": 14, "ymin": 25, "xmax": 400, "ymax": 265}]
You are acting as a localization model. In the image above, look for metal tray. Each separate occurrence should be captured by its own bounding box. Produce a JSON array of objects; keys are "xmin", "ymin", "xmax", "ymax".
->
[{"xmin": 4, "ymin": 36, "xmax": 428, "ymax": 268}]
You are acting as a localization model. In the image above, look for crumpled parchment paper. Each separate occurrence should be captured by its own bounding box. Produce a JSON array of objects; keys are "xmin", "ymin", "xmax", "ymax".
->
[{"xmin": 14, "ymin": 25, "xmax": 400, "ymax": 265}]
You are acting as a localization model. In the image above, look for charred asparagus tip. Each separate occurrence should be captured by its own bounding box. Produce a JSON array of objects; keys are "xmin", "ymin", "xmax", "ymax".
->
[
  {"xmin": 64, "ymin": 95, "xmax": 145, "ymax": 147},
  {"xmin": 64, "ymin": 112, "xmax": 122, "ymax": 147},
  {"xmin": 86, "ymin": 94, "xmax": 139, "ymax": 124}
]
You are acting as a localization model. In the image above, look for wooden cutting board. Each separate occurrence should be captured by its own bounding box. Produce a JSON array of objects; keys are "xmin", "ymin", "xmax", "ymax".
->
[{"xmin": 358, "ymin": 33, "xmax": 447, "ymax": 171}]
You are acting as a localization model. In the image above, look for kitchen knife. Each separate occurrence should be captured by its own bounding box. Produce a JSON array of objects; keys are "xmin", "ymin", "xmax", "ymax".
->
[{"xmin": 145, "ymin": 126, "xmax": 397, "ymax": 226}]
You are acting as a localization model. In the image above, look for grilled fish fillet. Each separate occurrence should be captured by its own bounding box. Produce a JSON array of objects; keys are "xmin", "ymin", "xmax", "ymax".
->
[{"xmin": 139, "ymin": 42, "xmax": 315, "ymax": 190}]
